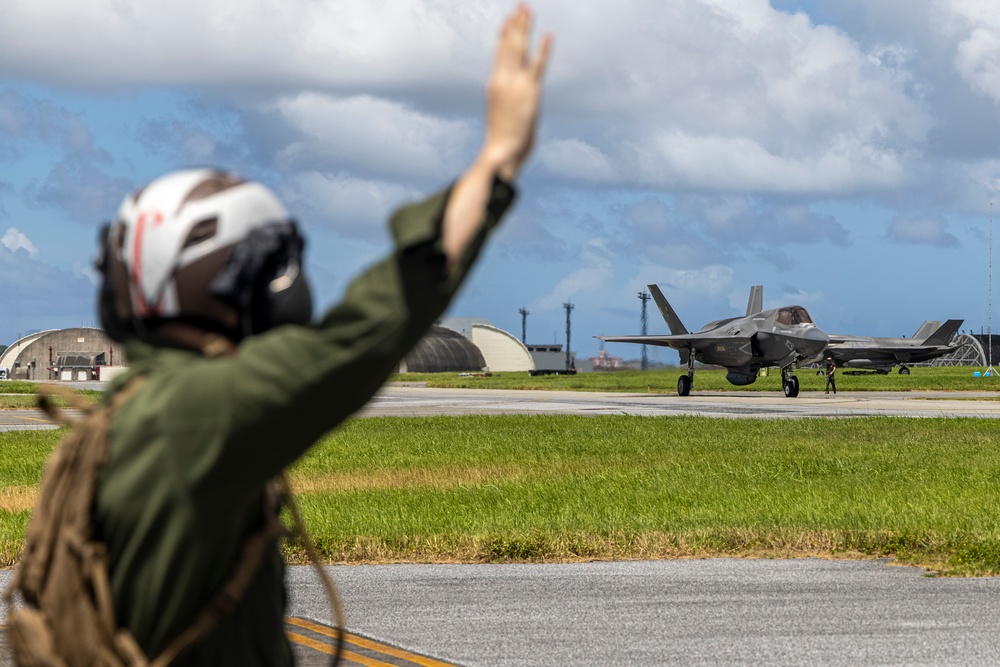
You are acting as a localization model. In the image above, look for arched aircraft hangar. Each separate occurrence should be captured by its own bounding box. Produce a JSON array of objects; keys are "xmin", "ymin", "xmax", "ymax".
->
[{"xmin": 0, "ymin": 328, "xmax": 127, "ymax": 381}]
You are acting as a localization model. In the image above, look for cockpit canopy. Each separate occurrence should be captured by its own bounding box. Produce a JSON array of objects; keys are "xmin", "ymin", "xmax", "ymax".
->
[{"xmin": 776, "ymin": 306, "xmax": 814, "ymax": 326}]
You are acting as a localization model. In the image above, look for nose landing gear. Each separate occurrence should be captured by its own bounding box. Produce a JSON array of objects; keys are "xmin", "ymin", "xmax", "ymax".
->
[{"xmin": 781, "ymin": 365, "xmax": 800, "ymax": 398}]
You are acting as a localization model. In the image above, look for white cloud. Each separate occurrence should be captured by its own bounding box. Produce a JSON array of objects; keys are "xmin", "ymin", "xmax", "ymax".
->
[
  {"xmin": 937, "ymin": 0, "xmax": 1000, "ymax": 102},
  {"xmin": 1, "ymin": 228, "xmax": 37, "ymax": 256},
  {"xmin": 270, "ymin": 93, "xmax": 472, "ymax": 181},
  {"xmin": 536, "ymin": 139, "xmax": 615, "ymax": 183},
  {"xmin": 887, "ymin": 215, "xmax": 961, "ymax": 247},
  {"xmin": 535, "ymin": 0, "xmax": 929, "ymax": 194},
  {"xmin": 0, "ymin": 229, "xmax": 95, "ymax": 341},
  {"xmin": 534, "ymin": 238, "xmax": 614, "ymax": 311},
  {"xmin": 637, "ymin": 131, "xmax": 907, "ymax": 194},
  {"xmin": 681, "ymin": 195, "xmax": 850, "ymax": 246},
  {"xmin": 0, "ymin": 1, "xmax": 931, "ymax": 198},
  {"xmin": 0, "ymin": 0, "xmax": 490, "ymax": 89},
  {"xmin": 656, "ymin": 265, "xmax": 735, "ymax": 297},
  {"xmin": 279, "ymin": 171, "xmax": 417, "ymax": 241}
]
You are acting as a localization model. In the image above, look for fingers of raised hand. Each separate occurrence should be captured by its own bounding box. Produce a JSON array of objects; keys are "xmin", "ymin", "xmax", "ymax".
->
[
  {"xmin": 530, "ymin": 32, "xmax": 553, "ymax": 82},
  {"xmin": 497, "ymin": 4, "xmax": 533, "ymax": 70}
]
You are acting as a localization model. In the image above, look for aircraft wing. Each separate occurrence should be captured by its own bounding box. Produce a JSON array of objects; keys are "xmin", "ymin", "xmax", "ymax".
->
[
  {"xmin": 597, "ymin": 334, "xmax": 696, "ymax": 350},
  {"xmin": 597, "ymin": 334, "xmax": 752, "ymax": 353}
]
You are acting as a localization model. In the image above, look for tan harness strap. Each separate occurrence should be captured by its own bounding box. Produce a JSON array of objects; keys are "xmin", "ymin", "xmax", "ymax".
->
[
  {"xmin": 149, "ymin": 486, "xmax": 287, "ymax": 667},
  {"xmin": 279, "ymin": 473, "xmax": 346, "ymax": 667},
  {"xmin": 37, "ymin": 383, "xmax": 97, "ymax": 425},
  {"xmin": 150, "ymin": 475, "xmax": 344, "ymax": 667}
]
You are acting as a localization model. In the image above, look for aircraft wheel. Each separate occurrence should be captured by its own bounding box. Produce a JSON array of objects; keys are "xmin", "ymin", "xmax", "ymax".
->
[
  {"xmin": 899, "ymin": 366, "xmax": 910, "ymax": 375},
  {"xmin": 677, "ymin": 375, "xmax": 692, "ymax": 397},
  {"xmin": 783, "ymin": 376, "xmax": 800, "ymax": 398},
  {"xmin": 816, "ymin": 370, "xmax": 823, "ymax": 376}
]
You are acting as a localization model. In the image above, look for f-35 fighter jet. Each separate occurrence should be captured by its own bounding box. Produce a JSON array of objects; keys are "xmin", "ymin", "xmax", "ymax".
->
[
  {"xmin": 597, "ymin": 285, "xmax": 829, "ymax": 397},
  {"xmin": 824, "ymin": 319, "xmax": 964, "ymax": 374}
]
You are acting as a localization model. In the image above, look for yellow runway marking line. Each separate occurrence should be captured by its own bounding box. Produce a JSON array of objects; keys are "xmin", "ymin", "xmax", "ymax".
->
[
  {"xmin": 287, "ymin": 631, "xmax": 395, "ymax": 666},
  {"xmin": 286, "ymin": 617, "xmax": 458, "ymax": 667},
  {"xmin": 5, "ymin": 620, "xmax": 455, "ymax": 667},
  {"xmin": 9, "ymin": 415, "xmax": 55, "ymax": 425}
]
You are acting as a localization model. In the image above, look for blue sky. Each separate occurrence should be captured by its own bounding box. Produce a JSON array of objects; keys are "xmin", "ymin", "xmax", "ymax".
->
[{"xmin": 2, "ymin": 0, "xmax": 999, "ymax": 363}]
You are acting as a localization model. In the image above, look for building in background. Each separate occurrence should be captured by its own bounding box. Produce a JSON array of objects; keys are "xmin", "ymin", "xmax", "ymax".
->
[
  {"xmin": 439, "ymin": 318, "xmax": 535, "ymax": 373},
  {"xmin": 0, "ymin": 328, "xmax": 127, "ymax": 381},
  {"xmin": 398, "ymin": 325, "xmax": 487, "ymax": 373}
]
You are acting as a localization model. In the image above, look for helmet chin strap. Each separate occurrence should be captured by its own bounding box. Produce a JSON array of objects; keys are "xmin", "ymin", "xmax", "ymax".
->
[{"xmin": 150, "ymin": 321, "xmax": 238, "ymax": 358}]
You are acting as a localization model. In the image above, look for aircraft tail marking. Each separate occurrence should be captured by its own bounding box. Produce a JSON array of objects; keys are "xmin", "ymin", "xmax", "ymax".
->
[
  {"xmin": 922, "ymin": 319, "xmax": 963, "ymax": 346},
  {"xmin": 647, "ymin": 284, "xmax": 688, "ymax": 335},
  {"xmin": 746, "ymin": 285, "xmax": 763, "ymax": 316}
]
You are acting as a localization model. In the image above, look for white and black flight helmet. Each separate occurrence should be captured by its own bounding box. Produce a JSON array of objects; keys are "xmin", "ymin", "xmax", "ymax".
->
[{"xmin": 96, "ymin": 168, "xmax": 313, "ymax": 343}]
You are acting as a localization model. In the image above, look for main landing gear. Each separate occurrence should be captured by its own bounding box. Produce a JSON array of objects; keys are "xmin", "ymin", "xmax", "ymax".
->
[
  {"xmin": 781, "ymin": 364, "xmax": 800, "ymax": 398},
  {"xmin": 898, "ymin": 365, "xmax": 910, "ymax": 375},
  {"xmin": 677, "ymin": 351, "xmax": 695, "ymax": 396}
]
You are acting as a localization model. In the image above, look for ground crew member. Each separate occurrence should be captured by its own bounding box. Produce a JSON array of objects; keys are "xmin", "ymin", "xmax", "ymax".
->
[
  {"xmin": 91, "ymin": 7, "xmax": 551, "ymax": 664},
  {"xmin": 825, "ymin": 356, "xmax": 837, "ymax": 394}
]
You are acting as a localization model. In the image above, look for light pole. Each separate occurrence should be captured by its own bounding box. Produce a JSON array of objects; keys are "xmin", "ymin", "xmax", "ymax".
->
[
  {"xmin": 638, "ymin": 290, "xmax": 650, "ymax": 370},
  {"xmin": 563, "ymin": 302, "xmax": 575, "ymax": 371}
]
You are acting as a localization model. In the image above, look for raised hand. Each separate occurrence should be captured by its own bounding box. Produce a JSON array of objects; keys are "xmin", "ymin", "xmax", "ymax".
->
[{"xmin": 483, "ymin": 4, "xmax": 553, "ymax": 182}]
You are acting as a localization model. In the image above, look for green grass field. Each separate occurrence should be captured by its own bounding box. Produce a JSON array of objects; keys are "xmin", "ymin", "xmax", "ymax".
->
[
  {"xmin": 391, "ymin": 366, "xmax": 1000, "ymax": 393},
  {"xmin": 0, "ymin": 381, "xmax": 103, "ymax": 409},
  {"xmin": 3, "ymin": 415, "xmax": 1000, "ymax": 576}
]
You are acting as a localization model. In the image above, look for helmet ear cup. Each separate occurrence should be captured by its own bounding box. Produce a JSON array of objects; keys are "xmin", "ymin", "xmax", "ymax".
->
[
  {"xmin": 262, "ymin": 256, "xmax": 313, "ymax": 333},
  {"xmin": 95, "ymin": 223, "xmax": 137, "ymax": 342},
  {"xmin": 210, "ymin": 221, "xmax": 313, "ymax": 337}
]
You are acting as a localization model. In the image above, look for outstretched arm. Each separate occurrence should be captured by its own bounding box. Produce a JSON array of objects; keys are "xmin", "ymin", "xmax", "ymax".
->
[{"xmin": 442, "ymin": 4, "xmax": 552, "ymax": 273}]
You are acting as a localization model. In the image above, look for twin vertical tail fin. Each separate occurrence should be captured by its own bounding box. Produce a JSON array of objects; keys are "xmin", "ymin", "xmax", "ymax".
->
[
  {"xmin": 922, "ymin": 319, "xmax": 963, "ymax": 346},
  {"xmin": 647, "ymin": 284, "xmax": 688, "ymax": 335},
  {"xmin": 746, "ymin": 285, "xmax": 763, "ymax": 316},
  {"xmin": 911, "ymin": 321, "xmax": 939, "ymax": 340}
]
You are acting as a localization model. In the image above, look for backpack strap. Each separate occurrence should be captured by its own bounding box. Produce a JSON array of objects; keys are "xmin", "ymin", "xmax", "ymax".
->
[
  {"xmin": 37, "ymin": 382, "xmax": 99, "ymax": 425},
  {"xmin": 3, "ymin": 378, "xmax": 149, "ymax": 667},
  {"xmin": 149, "ymin": 484, "xmax": 288, "ymax": 667},
  {"xmin": 150, "ymin": 475, "xmax": 345, "ymax": 667},
  {"xmin": 279, "ymin": 473, "xmax": 346, "ymax": 667}
]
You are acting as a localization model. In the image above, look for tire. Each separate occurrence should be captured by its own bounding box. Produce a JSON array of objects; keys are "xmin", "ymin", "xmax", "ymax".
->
[
  {"xmin": 899, "ymin": 366, "xmax": 910, "ymax": 375},
  {"xmin": 783, "ymin": 376, "xmax": 800, "ymax": 398},
  {"xmin": 677, "ymin": 375, "xmax": 692, "ymax": 397}
]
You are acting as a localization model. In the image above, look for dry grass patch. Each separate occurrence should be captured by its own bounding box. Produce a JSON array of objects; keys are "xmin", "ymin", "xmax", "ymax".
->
[
  {"xmin": 287, "ymin": 462, "xmax": 588, "ymax": 494},
  {"xmin": 0, "ymin": 486, "xmax": 38, "ymax": 513},
  {"xmin": 285, "ymin": 529, "xmax": 888, "ymax": 566}
]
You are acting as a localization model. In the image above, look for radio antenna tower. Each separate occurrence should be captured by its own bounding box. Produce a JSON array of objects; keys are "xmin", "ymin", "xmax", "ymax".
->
[
  {"xmin": 638, "ymin": 290, "xmax": 650, "ymax": 371},
  {"xmin": 988, "ymin": 202, "xmax": 996, "ymax": 377}
]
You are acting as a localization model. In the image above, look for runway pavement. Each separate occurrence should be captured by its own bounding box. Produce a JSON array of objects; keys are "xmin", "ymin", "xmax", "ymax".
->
[
  {"xmin": 5, "ymin": 559, "xmax": 1000, "ymax": 666},
  {"xmin": 4, "ymin": 383, "xmax": 996, "ymax": 430},
  {"xmin": 285, "ymin": 559, "xmax": 1000, "ymax": 666},
  {"xmin": 359, "ymin": 385, "xmax": 1000, "ymax": 419}
]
